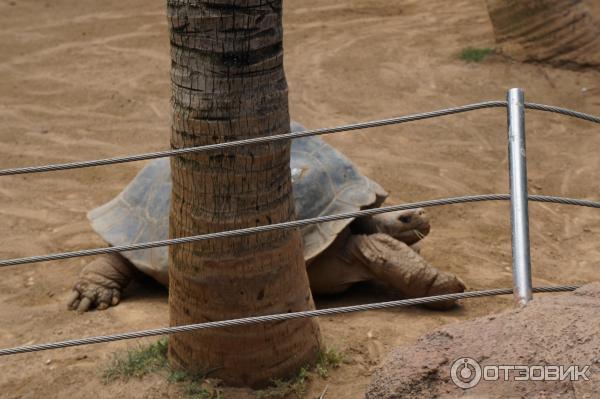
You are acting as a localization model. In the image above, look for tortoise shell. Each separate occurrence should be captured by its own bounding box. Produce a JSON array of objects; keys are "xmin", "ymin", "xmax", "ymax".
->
[{"xmin": 88, "ymin": 122, "xmax": 387, "ymax": 283}]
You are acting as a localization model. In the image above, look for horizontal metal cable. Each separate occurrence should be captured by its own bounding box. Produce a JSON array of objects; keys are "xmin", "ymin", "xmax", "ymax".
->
[
  {"xmin": 525, "ymin": 102, "xmax": 600, "ymax": 124},
  {"xmin": 0, "ymin": 102, "xmax": 596, "ymax": 178},
  {"xmin": 0, "ymin": 101, "xmax": 506, "ymax": 176},
  {"xmin": 1, "ymin": 194, "xmax": 598, "ymax": 268},
  {"xmin": 0, "ymin": 285, "xmax": 579, "ymax": 356}
]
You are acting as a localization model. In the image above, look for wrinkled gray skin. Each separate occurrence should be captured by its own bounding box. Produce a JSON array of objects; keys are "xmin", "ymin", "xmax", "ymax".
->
[{"xmin": 68, "ymin": 122, "xmax": 464, "ymax": 312}]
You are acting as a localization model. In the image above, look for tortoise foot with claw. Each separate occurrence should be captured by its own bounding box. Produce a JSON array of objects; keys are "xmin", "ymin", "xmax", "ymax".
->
[{"xmin": 68, "ymin": 253, "xmax": 133, "ymax": 312}]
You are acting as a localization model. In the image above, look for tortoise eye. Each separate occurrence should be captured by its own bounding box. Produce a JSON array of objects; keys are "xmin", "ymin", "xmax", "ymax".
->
[{"xmin": 398, "ymin": 215, "xmax": 412, "ymax": 224}]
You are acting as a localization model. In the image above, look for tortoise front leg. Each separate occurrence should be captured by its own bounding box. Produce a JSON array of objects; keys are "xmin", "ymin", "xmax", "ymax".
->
[
  {"xmin": 67, "ymin": 253, "xmax": 136, "ymax": 312},
  {"xmin": 345, "ymin": 233, "xmax": 465, "ymax": 309}
]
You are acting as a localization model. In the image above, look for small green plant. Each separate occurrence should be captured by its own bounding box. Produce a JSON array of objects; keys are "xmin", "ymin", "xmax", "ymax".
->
[
  {"xmin": 103, "ymin": 338, "xmax": 168, "ymax": 383},
  {"xmin": 315, "ymin": 348, "xmax": 344, "ymax": 378},
  {"xmin": 104, "ymin": 340, "xmax": 343, "ymax": 398},
  {"xmin": 257, "ymin": 367, "xmax": 309, "ymax": 399},
  {"xmin": 185, "ymin": 382, "xmax": 223, "ymax": 399},
  {"xmin": 460, "ymin": 47, "xmax": 493, "ymax": 63},
  {"xmin": 256, "ymin": 348, "xmax": 344, "ymax": 398},
  {"xmin": 168, "ymin": 369, "xmax": 189, "ymax": 383},
  {"xmin": 103, "ymin": 338, "xmax": 221, "ymax": 398}
]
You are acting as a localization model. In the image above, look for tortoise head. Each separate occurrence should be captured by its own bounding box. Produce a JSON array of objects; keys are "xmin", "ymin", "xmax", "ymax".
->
[{"xmin": 372, "ymin": 208, "xmax": 430, "ymax": 245}]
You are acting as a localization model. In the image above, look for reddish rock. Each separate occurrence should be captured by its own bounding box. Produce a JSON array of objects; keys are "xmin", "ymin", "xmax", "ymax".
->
[{"xmin": 367, "ymin": 283, "xmax": 600, "ymax": 398}]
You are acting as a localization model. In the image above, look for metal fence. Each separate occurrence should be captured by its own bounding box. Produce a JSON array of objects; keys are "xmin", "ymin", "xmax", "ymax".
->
[{"xmin": 0, "ymin": 88, "xmax": 598, "ymax": 357}]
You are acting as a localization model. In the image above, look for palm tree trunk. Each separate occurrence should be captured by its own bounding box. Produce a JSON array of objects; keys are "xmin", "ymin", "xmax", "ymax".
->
[
  {"xmin": 486, "ymin": 0, "xmax": 600, "ymax": 67},
  {"xmin": 167, "ymin": 0, "xmax": 321, "ymax": 387}
]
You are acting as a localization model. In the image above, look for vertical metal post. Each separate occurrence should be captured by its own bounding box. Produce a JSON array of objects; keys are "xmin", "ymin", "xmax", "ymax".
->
[{"xmin": 507, "ymin": 88, "xmax": 533, "ymax": 305}]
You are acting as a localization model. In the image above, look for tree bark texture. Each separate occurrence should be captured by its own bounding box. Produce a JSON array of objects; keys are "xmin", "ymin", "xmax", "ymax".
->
[
  {"xmin": 167, "ymin": 0, "xmax": 321, "ymax": 387},
  {"xmin": 486, "ymin": 0, "xmax": 600, "ymax": 67}
]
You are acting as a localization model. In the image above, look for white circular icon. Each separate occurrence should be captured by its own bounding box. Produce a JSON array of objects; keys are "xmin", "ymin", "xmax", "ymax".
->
[{"xmin": 450, "ymin": 357, "xmax": 482, "ymax": 389}]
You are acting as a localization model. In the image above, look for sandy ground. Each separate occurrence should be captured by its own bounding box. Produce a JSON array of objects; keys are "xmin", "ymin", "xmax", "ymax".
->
[{"xmin": 0, "ymin": 0, "xmax": 598, "ymax": 398}]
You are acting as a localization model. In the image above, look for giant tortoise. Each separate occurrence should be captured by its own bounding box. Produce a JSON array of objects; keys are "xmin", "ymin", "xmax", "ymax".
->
[{"xmin": 68, "ymin": 122, "xmax": 465, "ymax": 312}]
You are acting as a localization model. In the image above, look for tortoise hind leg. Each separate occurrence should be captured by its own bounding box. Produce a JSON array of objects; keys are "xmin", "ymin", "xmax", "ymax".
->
[
  {"xmin": 345, "ymin": 233, "xmax": 465, "ymax": 310},
  {"xmin": 67, "ymin": 253, "xmax": 137, "ymax": 312}
]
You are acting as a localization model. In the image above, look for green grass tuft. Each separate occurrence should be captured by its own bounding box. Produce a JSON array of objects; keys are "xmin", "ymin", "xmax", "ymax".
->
[
  {"xmin": 185, "ymin": 382, "xmax": 223, "ymax": 399},
  {"xmin": 256, "ymin": 367, "xmax": 309, "ymax": 399},
  {"xmin": 315, "ymin": 348, "xmax": 344, "ymax": 378},
  {"xmin": 103, "ymin": 338, "xmax": 221, "ymax": 398},
  {"xmin": 257, "ymin": 347, "xmax": 345, "ymax": 398},
  {"xmin": 104, "ymin": 340, "xmax": 343, "ymax": 399},
  {"xmin": 167, "ymin": 369, "xmax": 189, "ymax": 383},
  {"xmin": 103, "ymin": 338, "xmax": 168, "ymax": 383},
  {"xmin": 460, "ymin": 47, "xmax": 493, "ymax": 63}
]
